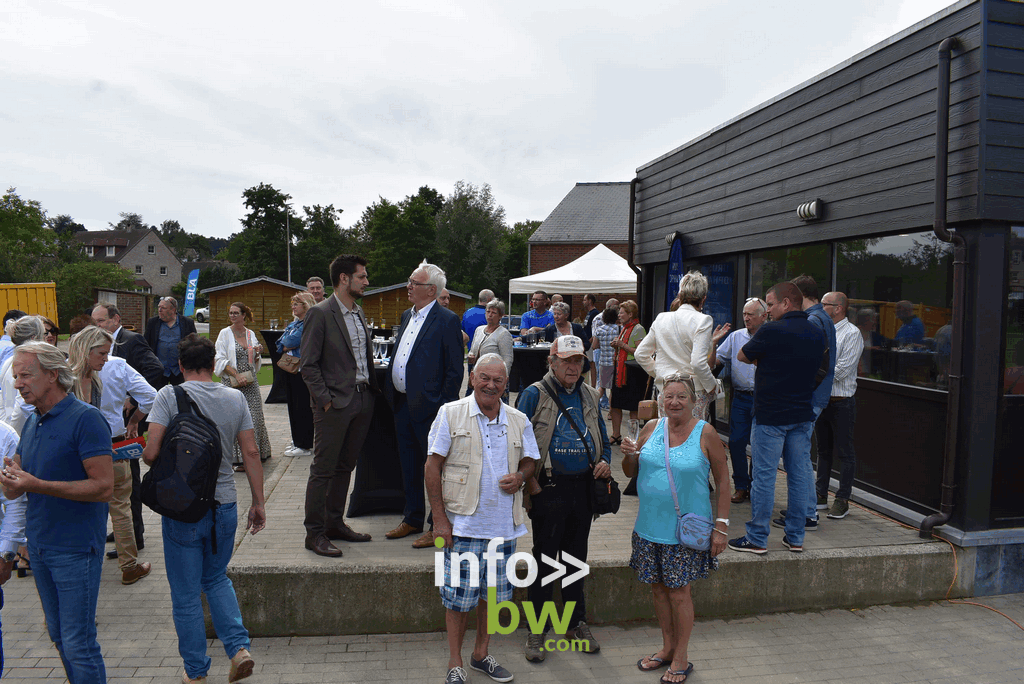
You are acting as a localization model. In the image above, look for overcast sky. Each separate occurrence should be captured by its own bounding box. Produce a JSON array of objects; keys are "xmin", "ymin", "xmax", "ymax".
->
[{"xmin": 3, "ymin": 0, "xmax": 957, "ymax": 239}]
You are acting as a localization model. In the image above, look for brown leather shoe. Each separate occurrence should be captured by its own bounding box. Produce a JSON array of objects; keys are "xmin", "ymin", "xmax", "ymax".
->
[
  {"xmin": 121, "ymin": 562, "xmax": 152, "ymax": 585},
  {"xmin": 411, "ymin": 531, "xmax": 436, "ymax": 549},
  {"xmin": 305, "ymin": 534, "xmax": 343, "ymax": 557},
  {"xmin": 325, "ymin": 524, "xmax": 371, "ymax": 543},
  {"xmin": 731, "ymin": 489, "xmax": 750, "ymax": 503},
  {"xmin": 385, "ymin": 522, "xmax": 423, "ymax": 539}
]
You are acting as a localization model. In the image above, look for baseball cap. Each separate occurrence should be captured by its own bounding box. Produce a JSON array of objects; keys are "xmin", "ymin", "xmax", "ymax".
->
[{"xmin": 553, "ymin": 335, "xmax": 585, "ymax": 358}]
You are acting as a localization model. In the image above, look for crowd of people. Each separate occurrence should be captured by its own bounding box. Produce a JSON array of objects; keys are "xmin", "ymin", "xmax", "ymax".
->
[{"xmin": 0, "ymin": 256, "xmax": 880, "ymax": 684}]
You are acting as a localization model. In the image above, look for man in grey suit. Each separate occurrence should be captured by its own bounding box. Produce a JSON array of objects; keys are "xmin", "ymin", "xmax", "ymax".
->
[{"xmin": 299, "ymin": 254, "xmax": 378, "ymax": 557}]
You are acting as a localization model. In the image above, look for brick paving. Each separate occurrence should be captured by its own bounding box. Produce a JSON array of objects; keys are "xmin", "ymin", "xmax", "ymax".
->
[{"xmin": 2, "ymin": 380, "xmax": 1022, "ymax": 683}]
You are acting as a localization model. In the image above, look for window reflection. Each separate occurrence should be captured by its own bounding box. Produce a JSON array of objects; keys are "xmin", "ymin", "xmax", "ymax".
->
[
  {"xmin": 749, "ymin": 245, "xmax": 830, "ymax": 307},
  {"xmin": 837, "ymin": 232, "xmax": 953, "ymax": 389},
  {"xmin": 1005, "ymin": 227, "xmax": 1024, "ymax": 395}
]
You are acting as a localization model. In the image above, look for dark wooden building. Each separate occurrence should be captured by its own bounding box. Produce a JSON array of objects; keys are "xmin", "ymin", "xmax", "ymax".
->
[{"xmin": 631, "ymin": 0, "xmax": 1023, "ymax": 558}]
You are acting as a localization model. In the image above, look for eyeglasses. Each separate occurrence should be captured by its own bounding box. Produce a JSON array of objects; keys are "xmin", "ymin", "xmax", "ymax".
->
[
  {"xmin": 407, "ymin": 279, "xmax": 430, "ymax": 288},
  {"xmin": 822, "ymin": 302, "xmax": 840, "ymax": 308},
  {"xmin": 745, "ymin": 297, "xmax": 767, "ymax": 313},
  {"xmin": 45, "ymin": 329, "xmax": 56, "ymax": 335}
]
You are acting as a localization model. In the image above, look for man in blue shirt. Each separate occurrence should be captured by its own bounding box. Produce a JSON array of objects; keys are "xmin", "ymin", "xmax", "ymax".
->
[
  {"xmin": 894, "ymin": 300, "xmax": 925, "ymax": 345},
  {"xmin": 2, "ymin": 342, "xmax": 113, "ymax": 684},
  {"xmin": 0, "ymin": 311, "xmax": 26, "ymax": 370},
  {"xmin": 462, "ymin": 289, "xmax": 492, "ymax": 352},
  {"xmin": 517, "ymin": 336, "xmax": 610, "ymax": 661},
  {"xmin": 520, "ymin": 291, "xmax": 554, "ymax": 333},
  {"xmin": 792, "ymin": 275, "xmax": 836, "ymax": 528},
  {"xmin": 728, "ymin": 283, "xmax": 826, "ymax": 555},
  {"xmin": 144, "ymin": 297, "xmax": 197, "ymax": 388}
]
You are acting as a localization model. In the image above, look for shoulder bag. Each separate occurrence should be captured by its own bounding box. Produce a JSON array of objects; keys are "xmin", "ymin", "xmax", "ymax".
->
[{"xmin": 662, "ymin": 418, "xmax": 713, "ymax": 550}]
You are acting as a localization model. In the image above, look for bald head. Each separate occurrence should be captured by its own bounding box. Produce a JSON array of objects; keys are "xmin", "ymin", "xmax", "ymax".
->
[{"xmin": 821, "ymin": 291, "xmax": 849, "ymax": 323}]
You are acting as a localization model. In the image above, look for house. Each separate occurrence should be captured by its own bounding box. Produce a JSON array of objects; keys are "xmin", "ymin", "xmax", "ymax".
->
[
  {"xmin": 74, "ymin": 228, "xmax": 183, "ymax": 296},
  {"xmin": 528, "ymin": 182, "xmax": 635, "ymax": 318}
]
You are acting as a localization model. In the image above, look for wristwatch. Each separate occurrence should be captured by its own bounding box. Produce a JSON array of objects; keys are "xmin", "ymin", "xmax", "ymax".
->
[{"xmin": 0, "ymin": 551, "xmax": 16, "ymax": 563}]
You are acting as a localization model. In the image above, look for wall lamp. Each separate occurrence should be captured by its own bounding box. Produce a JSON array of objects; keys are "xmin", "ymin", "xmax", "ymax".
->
[
  {"xmin": 797, "ymin": 199, "xmax": 824, "ymax": 222},
  {"xmin": 665, "ymin": 230, "xmax": 681, "ymax": 246}
]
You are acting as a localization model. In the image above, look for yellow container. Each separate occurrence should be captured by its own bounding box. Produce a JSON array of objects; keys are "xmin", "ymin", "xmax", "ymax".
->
[{"xmin": 0, "ymin": 283, "xmax": 59, "ymax": 327}]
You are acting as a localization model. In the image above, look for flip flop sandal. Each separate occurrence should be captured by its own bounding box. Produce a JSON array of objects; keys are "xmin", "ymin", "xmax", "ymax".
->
[
  {"xmin": 660, "ymin": 662, "xmax": 695, "ymax": 684},
  {"xmin": 610, "ymin": 436, "xmax": 623, "ymax": 445},
  {"xmin": 637, "ymin": 654, "xmax": 669, "ymax": 671}
]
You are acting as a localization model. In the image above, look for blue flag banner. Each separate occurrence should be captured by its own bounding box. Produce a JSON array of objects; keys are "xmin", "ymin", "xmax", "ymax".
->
[
  {"xmin": 183, "ymin": 268, "xmax": 200, "ymax": 317},
  {"xmin": 666, "ymin": 237, "xmax": 685, "ymax": 312}
]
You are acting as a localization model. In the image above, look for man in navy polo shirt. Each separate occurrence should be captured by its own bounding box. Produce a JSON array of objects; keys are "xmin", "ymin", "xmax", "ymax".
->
[
  {"xmin": 1, "ymin": 342, "xmax": 113, "ymax": 683},
  {"xmin": 728, "ymin": 283, "xmax": 826, "ymax": 555}
]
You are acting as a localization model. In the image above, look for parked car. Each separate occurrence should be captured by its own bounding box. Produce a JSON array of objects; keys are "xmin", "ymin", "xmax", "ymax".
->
[
  {"xmin": 500, "ymin": 314, "xmax": 522, "ymax": 331},
  {"xmin": 195, "ymin": 306, "xmax": 209, "ymax": 323}
]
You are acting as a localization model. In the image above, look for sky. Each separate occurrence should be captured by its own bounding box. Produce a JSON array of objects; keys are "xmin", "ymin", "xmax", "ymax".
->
[{"xmin": 2, "ymin": 0, "xmax": 959, "ymax": 239}]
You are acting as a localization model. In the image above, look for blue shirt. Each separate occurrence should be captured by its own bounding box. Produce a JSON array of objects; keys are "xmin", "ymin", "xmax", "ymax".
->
[
  {"xmin": 157, "ymin": 318, "xmax": 181, "ymax": 377},
  {"xmin": 520, "ymin": 309, "xmax": 554, "ymax": 330},
  {"xmin": 805, "ymin": 303, "xmax": 837, "ymax": 411},
  {"xmin": 18, "ymin": 394, "xmax": 112, "ymax": 553},
  {"xmin": 634, "ymin": 419, "xmax": 711, "ymax": 545},
  {"xmin": 895, "ymin": 316, "xmax": 925, "ymax": 345},
  {"xmin": 716, "ymin": 328, "xmax": 756, "ymax": 391},
  {"xmin": 277, "ymin": 318, "xmax": 304, "ymax": 357},
  {"xmin": 462, "ymin": 306, "xmax": 487, "ymax": 352},
  {"xmin": 741, "ymin": 311, "xmax": 826, "ymax": 426},
  {"xmin": 0, "ymin": 337, "xmax": 14, "ymax": 369},
  {"xmin": 517, "ymin": 380, "xmax": 610, "ymax": 474}
]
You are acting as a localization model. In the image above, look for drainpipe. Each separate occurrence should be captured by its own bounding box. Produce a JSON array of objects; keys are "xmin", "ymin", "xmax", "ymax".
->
[
  {"xmin": 920, "ymin": 36, "xmax": 965, "ymax": 539},
  {"xmin": 627, "ymin": 178, "xmax": 644, "ymax": 319}
]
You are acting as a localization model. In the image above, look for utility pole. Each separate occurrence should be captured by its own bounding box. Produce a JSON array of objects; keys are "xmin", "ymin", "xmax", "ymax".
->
[{"xmin": 285, "ymin": 202, "xmax": 292, "ymax": 283}]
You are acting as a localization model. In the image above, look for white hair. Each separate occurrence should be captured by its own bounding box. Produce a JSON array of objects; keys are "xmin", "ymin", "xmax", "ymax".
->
[
  {"xmin": 416, "ymin": 260, "xmax": 447, "ymax": 293},
  {"xmin": 15, "ymin": 341, "xmax": 75, "ymax": 392},
  {"xmin": 474, "ymin": 352, "xmax": 508, "ymax": 376}
]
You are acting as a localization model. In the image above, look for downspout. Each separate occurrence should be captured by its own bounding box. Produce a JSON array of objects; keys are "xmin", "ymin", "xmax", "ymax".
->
[
  {"xmin": 627, "ymin": 178, "xmax": 644, "ymax": 319},
  {"xmin": 920, "ymin": 36, "xmax": 965, "ymax": 539}
]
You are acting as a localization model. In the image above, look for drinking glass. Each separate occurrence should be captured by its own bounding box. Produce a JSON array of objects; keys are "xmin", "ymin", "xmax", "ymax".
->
[{"xmin": 623, "ymin": 419, "xmax": 642, "ymax": 450}]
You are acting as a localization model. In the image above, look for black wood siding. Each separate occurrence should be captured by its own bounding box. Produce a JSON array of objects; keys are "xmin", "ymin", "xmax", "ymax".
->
[{"xmin": 633, "ymin": 0, "xmax": 1023, "ymax": 265}]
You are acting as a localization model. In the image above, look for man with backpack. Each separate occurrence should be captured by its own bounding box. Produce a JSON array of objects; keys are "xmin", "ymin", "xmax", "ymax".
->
[{"xmin": 142, "ymin": 334, "xmax": 265, "ymax": 684}]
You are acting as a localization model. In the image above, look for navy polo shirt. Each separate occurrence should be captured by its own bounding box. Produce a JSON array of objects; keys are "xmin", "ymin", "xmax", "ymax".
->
[
  {"xmin": 741, "ymin": 311, "xmax": 827, "ymax": 426},
  {"xmin": 18, "ymin": 394, "xmax": 112, "ymax": 553}
]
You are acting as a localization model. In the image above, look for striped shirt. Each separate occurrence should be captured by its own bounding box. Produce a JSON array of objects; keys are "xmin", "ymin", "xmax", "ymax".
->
[
  {"xmin": 592, "ymin": 319, "xmax": 620, "ymax": 367},
  {"xmin": 832, "ymin": 317, "xmax": 865, "ymax": 398}
]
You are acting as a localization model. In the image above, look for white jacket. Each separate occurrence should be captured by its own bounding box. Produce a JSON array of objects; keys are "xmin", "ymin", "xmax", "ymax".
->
[
  {"xmin": 214, "ymin": 326, "xmax": 260, "ymax": 377},
  {"xmin": 634, "ymin": 304, "xmax": 718, "ymax": 394}
]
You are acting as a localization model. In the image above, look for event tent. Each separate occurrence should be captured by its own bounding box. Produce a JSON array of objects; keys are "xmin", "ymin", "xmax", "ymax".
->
[{"xmin": 509, "ymin": 243, "xmax": 637, "ymax": 294}]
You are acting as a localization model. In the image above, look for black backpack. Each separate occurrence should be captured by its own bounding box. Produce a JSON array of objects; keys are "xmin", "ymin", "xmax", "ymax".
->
[{"xmin": 141, "ymin": 386, "xmax": 224, "ymax": 549}]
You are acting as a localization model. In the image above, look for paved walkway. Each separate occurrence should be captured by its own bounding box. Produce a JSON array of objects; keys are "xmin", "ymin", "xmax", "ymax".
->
[{"xmin": 3, "ymin": 383, "xmax": 1022, "ymax": 682}]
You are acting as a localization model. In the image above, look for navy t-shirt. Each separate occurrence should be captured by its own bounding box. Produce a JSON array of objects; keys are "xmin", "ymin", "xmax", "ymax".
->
[{"xmin": 740, "ymin": 311, "xmax": 827, "ymax": 426}]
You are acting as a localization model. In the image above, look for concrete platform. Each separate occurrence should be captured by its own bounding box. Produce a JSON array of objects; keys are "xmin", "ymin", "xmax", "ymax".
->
[{"xmin": 227, "ymin": 387, "xmax": 971, "ymax": 637}]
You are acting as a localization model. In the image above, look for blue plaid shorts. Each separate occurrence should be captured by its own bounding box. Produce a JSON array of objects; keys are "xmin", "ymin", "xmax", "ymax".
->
[{"xmin": 439, "ymin": 536, "xmax": 517, "ymax": 612}]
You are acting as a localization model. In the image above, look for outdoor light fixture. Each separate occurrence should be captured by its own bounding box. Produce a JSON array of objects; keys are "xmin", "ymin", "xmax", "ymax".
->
[
  {"xmin": 797, "ymin": 199, "xmax": 824, "ymax": 222},
  {"xmin": 665, "ymin": 230, "xmax": 681, "ymax": 246}
]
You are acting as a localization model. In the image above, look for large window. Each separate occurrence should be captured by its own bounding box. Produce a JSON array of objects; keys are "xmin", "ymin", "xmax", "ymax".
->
[
  {"xmin": 836, "ymin": 231, "xmax": 953, "ymax": 389},
  {"xmin": 749, "ymin": 244, "xmax": 830, "ymax": 301}
]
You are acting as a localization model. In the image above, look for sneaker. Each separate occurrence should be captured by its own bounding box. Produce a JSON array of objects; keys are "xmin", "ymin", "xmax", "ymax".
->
[
  {"xmin": 773, "ymin": 515, "xmax": 818, "ymax": 531},
  {"xmin": 445, "ymin": 666, "xmax": 468, "ymax": 683},
  {"xmin": 525, "ymin": 632, "xmax": 546, "ymax": 662},
  {"xmin": 827, "ymin": 497, "xmax": 850, "ymax": 519},
  {"xmin": 781, "ymin": 535, "xmax": 803, "ymax": 552},
  {"xmin": 182, "ymin": 672, "xmax": 206, "ymax": 684},
  {"xmin": 228, "ymin": 648, "xmax": 254, "ymax": 683},
  {"xmin": 728, "ymin": 536, "xmax": 767, "ymax": 555},
  {"xmin": 816, "ymin": 494, "xmax": 829, "ymax": 510},
  {"xmin": 570, "ymin": 621, "xmax": 600, "ymax": 653},
  {"xmin": 470, "ymin": 654, "xmax": 514, "ymax": 682}
]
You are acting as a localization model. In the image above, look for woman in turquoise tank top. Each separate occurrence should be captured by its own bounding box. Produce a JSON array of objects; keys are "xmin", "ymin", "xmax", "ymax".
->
[{"xmin": 621, "ymin": 374, "xmax": 731, "ymax": 683}]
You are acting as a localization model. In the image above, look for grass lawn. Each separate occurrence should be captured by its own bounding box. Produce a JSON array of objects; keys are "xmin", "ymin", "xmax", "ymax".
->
[{"xmin": 212, "ymin": 362, "xmax": 274, "ymax": 387}]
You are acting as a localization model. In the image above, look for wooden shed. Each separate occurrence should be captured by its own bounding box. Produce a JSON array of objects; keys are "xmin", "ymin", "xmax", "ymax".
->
[
  {"xmin": 201, "ymin": 276, "xmax": 306, "ymax": 341},
  {"xmin": 361, "ymin": 284, "xmax": 471, "ymax": 328}
]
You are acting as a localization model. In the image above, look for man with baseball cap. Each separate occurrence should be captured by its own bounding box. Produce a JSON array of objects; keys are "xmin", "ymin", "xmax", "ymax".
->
[{"xmin": 515, "ymin": 335, "xmax": 611, "ymax": 662}]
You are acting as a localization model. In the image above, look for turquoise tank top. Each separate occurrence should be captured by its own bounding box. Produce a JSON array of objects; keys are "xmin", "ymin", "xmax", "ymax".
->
[{"xmin": 634, "ymin": 418, "xmax": 712, "ymax": 545}]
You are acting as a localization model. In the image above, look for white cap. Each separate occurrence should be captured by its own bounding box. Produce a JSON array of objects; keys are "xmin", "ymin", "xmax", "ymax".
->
[{"xmin": 552, "ymin": 335, "xmax": 585, "ymax": 358}]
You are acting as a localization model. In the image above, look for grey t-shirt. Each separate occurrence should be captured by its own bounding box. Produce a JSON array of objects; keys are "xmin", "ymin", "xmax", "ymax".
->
[{"xmin": 148, "ymin": 380, "xmax": 254, "ymax": 505}]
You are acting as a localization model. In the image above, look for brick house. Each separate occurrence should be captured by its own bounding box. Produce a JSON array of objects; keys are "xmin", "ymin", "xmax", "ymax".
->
[
  {"xmin": 74, "ymin": 228, "xmax": 183, "ymax": 297},
  {"xmin": 527, "ymin": 182, "xmax": 634, "ymax": 319}
]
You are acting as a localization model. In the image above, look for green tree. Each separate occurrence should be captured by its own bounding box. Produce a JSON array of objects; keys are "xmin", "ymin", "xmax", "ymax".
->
[
  {"xmin": 234, "ymin": 183, "xmax": 303, "ymax": 280},
  {"xmin": 357, "ymin": 190, "xmax": 439, "ymax": 287},
  {"xmin": 291, "ymin": 204, "xmax": 349, "ymax": 285},
  {"xmin": 49, "ymin": 214, "xmax": 86, "ymax": 235},
  {"xmin": 109, "ymin": 212, "xmax": 150, "ymax": 231},
  {"xmin": 54, "ymin": 260, "xmax": 135, "ymax": 325},
  {"xmin": 433, "ymin": 181, "xmax": 507, "ymax": 295}
]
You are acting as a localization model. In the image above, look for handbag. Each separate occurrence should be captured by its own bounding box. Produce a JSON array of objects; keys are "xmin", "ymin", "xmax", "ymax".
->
[
  {"xmin": 661, "ymin": 418, "xmax": 713, "ymax": 550},
  {"xmin": 539, "ymin": 379, "xmax": 620, "ymax": 516},
  {"xmin": 228, "ymin": 370, "xmax": 255, "ymax": 388},
  {"xmin": 637, "ymin": 374, "xmax": 658, "ymax": 421},
  {"xmin": 276, "ymin": 354, "xmax": 301, "ymax": 374}
]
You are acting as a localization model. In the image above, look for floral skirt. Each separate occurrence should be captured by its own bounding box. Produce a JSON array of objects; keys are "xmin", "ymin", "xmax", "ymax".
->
[{"xmin": 629, "ymin": 531, "xmax": 718, "ymax": 588}]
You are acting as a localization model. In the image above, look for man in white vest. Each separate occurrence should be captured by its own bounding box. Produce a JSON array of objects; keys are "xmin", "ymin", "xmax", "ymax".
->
[{"xmin": 425, "ymin": 353, "xmax": 540, "ymax": 684}]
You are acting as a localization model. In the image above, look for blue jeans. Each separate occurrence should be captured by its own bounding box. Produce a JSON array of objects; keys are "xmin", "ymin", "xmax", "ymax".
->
[
  {"xmin": 746, "ymin": 419, "xmax": 815, "ymax": 547},
  {"xmin": 29, "ymin": 545, "xmax": 106, "ymax": 683},
  {"xmin": 806, "ymin": 405, "xmax": 824, "ymax": 520},
  {"xmin": 728, "ymin": 391, "xmax": 754, "ymax": 491},
  {"xmin": 163, "ymin": 502, "xmax": 250, "ymax": 679}
]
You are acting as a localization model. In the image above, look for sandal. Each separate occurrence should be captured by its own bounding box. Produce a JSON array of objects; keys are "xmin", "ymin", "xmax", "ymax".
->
[
  {"xmin": 15, "ymin": 552, "xmax": 31, "ymax": 578},
  {"xmin": 660, "ymin": 662, "xmax": 694, "ymax": 684},
  {"xmin": 610, "ymin": 435, "xmax": 622, "ymax": 445},
  {"xmin": 637, "ymin": 654, "xmax": 669, "ymax": 671},
  {"xmin": 233, "ymin": 463, "xmax": 246, "ymax": 473}
]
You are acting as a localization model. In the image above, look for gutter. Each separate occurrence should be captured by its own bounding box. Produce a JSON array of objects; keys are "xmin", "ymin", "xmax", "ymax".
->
[{"xmin": 627, "ymin": 178, "xmax": 644, "ymax": 316}]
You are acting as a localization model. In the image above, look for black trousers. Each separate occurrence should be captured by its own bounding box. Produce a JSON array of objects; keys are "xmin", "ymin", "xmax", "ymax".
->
[
  {"xmin": 285, "ymin": 371, "xmax": 314, "ymax": 450},
  {"xmin": 129, "ymin": 458, "xmax": 144, "ymax": 546},
  {"xmin": 527, "ymin": 475, "xmax": 592, "ymax": 630}
]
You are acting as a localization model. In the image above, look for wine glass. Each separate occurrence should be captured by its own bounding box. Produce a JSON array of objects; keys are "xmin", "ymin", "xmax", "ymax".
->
[
  {"xmin": 372, "ymin": 338, "xmax": 380, "ymax": 361},
  {"xmin": 623, "ymin": 418, "xmax": 642, "ymax": 450}
]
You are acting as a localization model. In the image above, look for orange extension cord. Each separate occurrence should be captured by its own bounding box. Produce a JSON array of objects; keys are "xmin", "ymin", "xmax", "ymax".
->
[{"xmin": 848, "ymin": 500, "xmax": 1024, "ymax": 632}]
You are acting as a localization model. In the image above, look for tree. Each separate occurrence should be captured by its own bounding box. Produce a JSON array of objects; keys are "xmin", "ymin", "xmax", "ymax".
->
[
  {"xmin": 109, "ymin": 212, "xmax": 149, "ymax": 231},
  {"xmin": 500, "ymin": 220, "xmax": 541, "ymax": 282},
  {"xmin": 234, "ymin": 183, "xmax": 302, "ymax": 280},
  {"xmin": 49, "ymin": 214, "xmax": 86, "ymax": 235},
  {"xmin": 291, "ymin": 204, "xmax": 363, "ymax": 285},
  {"xmin": 160, "ymin": 219, "xmax": 212, "ymax": 261},
  {"xmin": 356, "ymin": 193, "xmax": 438, "ymax": 287},
  {"xmin": 433, "ymin": 181, "xmax": 507, "ymax": 295}
]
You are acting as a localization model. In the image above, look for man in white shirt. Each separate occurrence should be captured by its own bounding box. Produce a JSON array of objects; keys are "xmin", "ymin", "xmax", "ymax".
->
[
  {"xmin": 425, "ymin": 354, "xmax": 539, "ymax": 684},
  {"xmin": 0, "ymin": 421, "xmax": 27, "ymax": 677},
  {"xmin": 815, "ymin": 292, "xmax": 864, "ymax": 520},
  {"xmin": 711, "ymin": 297, "xmax": 768, "ymax": 503}
]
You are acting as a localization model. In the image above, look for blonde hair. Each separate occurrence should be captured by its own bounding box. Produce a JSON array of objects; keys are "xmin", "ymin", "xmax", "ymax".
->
[
  {"xmin": 14, "ymin": 342, "xmax": 75, "ymax": 392},
  {"xmin": 678, "ymin": 271, "xmax": 709, "ymax": 307},
  {"xmin": 68, "ymin": 325, "xmax": 113, "ymax": 400},
  {"xmin": 291, "ymin": 292, "xmax": 316, "ymax": 318}
]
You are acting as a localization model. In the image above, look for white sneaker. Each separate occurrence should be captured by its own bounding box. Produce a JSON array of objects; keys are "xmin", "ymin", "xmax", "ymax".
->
[{"xmin": 285, "ymin": 447, "xmax": 312, "ymax": 457}]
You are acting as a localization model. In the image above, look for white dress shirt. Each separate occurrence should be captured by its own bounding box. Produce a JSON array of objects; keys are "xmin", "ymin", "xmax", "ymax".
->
[
  {"xmin": 831, "ymin": 317, "xmax": 865, "ymax": 398},
  {"xmin": 634, "ymin": 304, "xmax": 718, "ymax": 394},
  {"xmin": 98, "ymin": 356, "xmax": 157, "ymax": 438},
  {"xmin": 0, "ymin": 422, "xmax": 26, "ymax": 556},
  {"xmin": 391, "ymin": 299, "xmax": 436, "ymax": 394}
]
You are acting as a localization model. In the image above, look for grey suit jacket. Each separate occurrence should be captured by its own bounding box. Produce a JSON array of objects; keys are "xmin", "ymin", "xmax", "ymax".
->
[{"xmin": 299, "ymin": 296, "xmax": 377, "ymax": 410}]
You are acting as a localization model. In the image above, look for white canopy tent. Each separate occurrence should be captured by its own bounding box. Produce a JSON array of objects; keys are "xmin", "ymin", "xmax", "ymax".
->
[{"xmin": 509, "ymin": 243, "xmax": 637, "ymax": 295}]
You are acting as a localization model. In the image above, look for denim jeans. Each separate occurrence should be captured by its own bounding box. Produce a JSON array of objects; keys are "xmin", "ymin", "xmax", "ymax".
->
[
  {"xmin": 29, "ymin": 545, "xmax": 106, "ymax": 683},
  {"xmin": 815, "ymin": 397, "xmax": 857, "ymax": 499},
  {"xmin": 163, "ymin": 502, "xmax": 250, "ymax": 679},
  {"xmin": 728, "ymin": 391, "xmax": 754, "ymax": 491},
  {"xmin": 806, "ymin": 405, "xmax": 824, "ymax": 520},
  {"xmin": 746, "ymin": 419, "xmax": 815, "ymax": 547}
]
